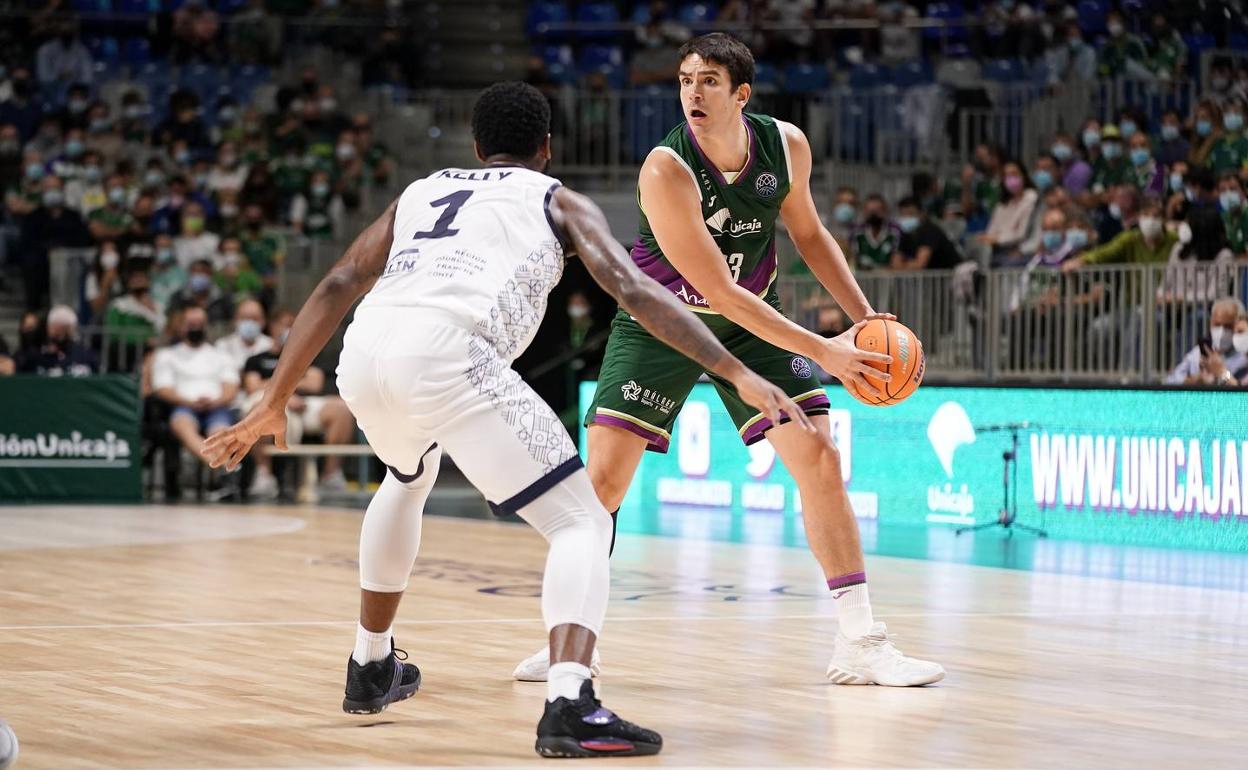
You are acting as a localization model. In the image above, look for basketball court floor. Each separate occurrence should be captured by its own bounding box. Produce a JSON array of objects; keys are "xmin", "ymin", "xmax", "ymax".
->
[{"xmin": 1, "ymin": 501, "xmax": 1245, "ymax": 769}]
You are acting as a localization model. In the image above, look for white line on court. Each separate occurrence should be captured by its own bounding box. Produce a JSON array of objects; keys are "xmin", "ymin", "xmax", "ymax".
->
[{"xmin": 0, "ymin": 608, "xmax": 1220, "ymax": 632}]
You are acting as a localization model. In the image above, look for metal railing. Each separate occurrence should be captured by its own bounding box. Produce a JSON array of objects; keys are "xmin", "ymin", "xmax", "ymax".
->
[
  {"xmin": 779, "ymin": 261, "xmax": 1248, "ymax": 384},
  {"xmin": 76, "ymin": 324, "xmax": 148, "ymax": 375}
]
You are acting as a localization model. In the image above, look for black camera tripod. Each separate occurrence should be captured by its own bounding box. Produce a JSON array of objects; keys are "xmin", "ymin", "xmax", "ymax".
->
[{"xmin": 956, "ymin": 423, "xmax": 1048, "ymax": 538}]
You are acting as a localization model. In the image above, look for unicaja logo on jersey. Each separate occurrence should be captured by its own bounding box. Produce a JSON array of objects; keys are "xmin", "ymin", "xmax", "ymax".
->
[
  {"xmin": 705, "ymin": 207, "xmax": 763, "ymax": 238},
  {"xmin": 755, "ymin": 172, "xmax": 778, "ymax": 198},
  {"xmin": 925, "ymin": 402, "xmax": 977, "ymax": 524},
  {"xmin": 621, "ymin": 380, "xmax": 642, "ymax": 401}
]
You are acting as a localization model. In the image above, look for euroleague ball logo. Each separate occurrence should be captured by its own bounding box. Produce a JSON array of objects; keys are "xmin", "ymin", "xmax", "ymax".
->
[
  {"xmin": 790, "ymin": 356, "xmax": 812, "ymax": 379},
  {"xmin": 755, "ymin": 172, "xmax": 778, "ymax": 198}
]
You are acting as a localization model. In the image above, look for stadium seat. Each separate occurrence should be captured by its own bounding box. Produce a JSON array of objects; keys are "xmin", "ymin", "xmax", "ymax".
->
[
  {"xmin": 123, "ymin": 36, "xmax": 152, "ymax": 65},
  {"xmin": 545, "ymin": 61, "xmax": 579, "ymax": 85},
  {"xmin": 849, "ymin": 63, "xmax": 884, "ymax": 89},
  {"xmin": 983, "ymin": 58, "xmax": 1024, "ymax": 82},
  {"xmin": 574, "ymin": 2, "xmax": 621, "ymax": 42},
  {"xmin": 923, "ymin": 3, "xmax": 967, "ymax": 42},
  {"xmin": 784, "ymin": 63, "xmax": 831, "ymax": 94},
  {"xmin": 578, "ymin": 45, "xmax": 622, "ymax": 71},
  {"xmin": 538, "ymin": 44, "xmax": 572, "ymax": 66},
  {"xmin": 525, "ymin": 1, "xmax": 570, "ymax": 40},
  {"xmin": 623, "ymin": 87, "xmax": 683, "ymax": 163},
  {"xmin": 1229, "ymin": 32, "xmax": 1248, "ymax": 52},
  {"xmin": 752, "ymin": 62, "xmax": 780, "ymax": 94},
  {"xmin": 891, "ymin": 61, "xmax": 934, "ymax": 88},
  {"xmin": 1077, "ymin": 0, "xmax": 1107, "ymax": 35},
  {"xmin": 677, "ymin": 2, "xmax": 715, "ymax": 27},
  {"xmin": 216, "ymin": 0, "xmax": 248, "ymax": 13},
  {"xmin": 71, "ymin": 0, "xmax": 112, "ymax": 12},
  {"xmin": 630, "ymin": 3, "xmax": 651, "ymax": 26}
]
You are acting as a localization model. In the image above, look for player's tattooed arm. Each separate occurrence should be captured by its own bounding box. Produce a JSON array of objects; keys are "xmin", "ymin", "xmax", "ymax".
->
[{"xmin": 550, "ymin": 186, "xmax": 814, "ymax": 432}]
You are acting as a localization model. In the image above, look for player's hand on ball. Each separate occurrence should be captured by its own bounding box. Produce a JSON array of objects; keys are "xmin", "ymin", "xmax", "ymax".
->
[
  {"xmin": 733, "ymin": 371, "xmax": 815, "ymax": 433},
  {"xmin": 816, "ymin": 319, "xmax": 893, "ymax": 400},
  {"xmin": 202, "ymin": 402, "xmax": 289, "ymax": 471},
  {"xmin": 859, "ymin": 310, "xmax": 896, "ymax": 322}
]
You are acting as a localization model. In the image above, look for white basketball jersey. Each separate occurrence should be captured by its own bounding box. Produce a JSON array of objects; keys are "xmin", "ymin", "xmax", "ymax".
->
[{"xmin": 357, "ymin": 165, "xmax": 568, "ymax": 362}]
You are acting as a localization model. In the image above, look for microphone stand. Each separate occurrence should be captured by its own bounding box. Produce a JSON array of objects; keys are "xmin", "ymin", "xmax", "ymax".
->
[{"xmin": 956, "ymin": 424, "xmax": 1048, "ymax": 538}]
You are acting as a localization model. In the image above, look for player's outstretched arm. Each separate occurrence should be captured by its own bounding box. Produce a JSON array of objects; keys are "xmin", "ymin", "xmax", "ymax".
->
[
  {"xmin": 549, "ymin": 185, "xmax": 813, "ymax": 432},
  {"xmin": 638, "ymin": 151, "xmax": 892, "ymax": 398},
  {"xmin": 776, "ymin": 121, "xmax": 892, "ymax": 325},
  {"xmin": 203, "ymin": 198, "xmax": 398, "ymax": 470}
]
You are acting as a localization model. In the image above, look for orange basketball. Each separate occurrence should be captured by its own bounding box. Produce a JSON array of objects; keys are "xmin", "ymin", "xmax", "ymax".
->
[{"xmin": 843, "ymin": 318, "xmax": 925, "ymax": 406}]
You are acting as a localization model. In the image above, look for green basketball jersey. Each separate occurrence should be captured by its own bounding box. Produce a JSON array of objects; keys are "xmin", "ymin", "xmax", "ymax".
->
[{"xmin": 632, "ymin": 112, "xmax": 791, "ymax": 314}]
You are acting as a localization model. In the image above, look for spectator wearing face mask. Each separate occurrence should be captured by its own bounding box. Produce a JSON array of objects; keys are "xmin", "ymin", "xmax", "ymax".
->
[
  {"xmin": 215, "ymin": 298, "xmax": 272, "ymax": 372},
  {"xmin": 1209, "ymin": 98, "xmax": 1248, "ymax": 175},
  {"xmin": 891, "ymin": 196, "xmax": 961, "ymax": 271},
  {"xmin": 172, "ymin": 201, "xmax": 220, "ymax": 268},
  {"xmin": 1091, "ymin": 125, "xmax": 1131, "ymax": 193},
  {"xmin": 289, "ymin": 169, "xmax": 343, "ymax": 239},
  {"xmin": 213, "ymin": 237, "xmax": 264, "ymax": 304},
  {"xmin": 1094, "ymin": 184, "xmax": 1140, "ymax": 246},
  {"xmin": 87, "ymin": 173, "xmax": 133, "ymax": 242},
  {"xmin": 977, "ymin": 161, "xmax": 1038, "ymax": 266},
  {"xmin": 958, "ymin": 142, "xmax": 1004, "ymax": 233},
  {"xmin": 1156, "ymin": 109, "xmax": 1191, "ymax": 166},
  {"xmin": 18, "ymin": 174, "xmax": 91, "ymax": 310},
  {"xmin": 1064, "ymin": 197, "xmax": 1175, "ymax": 272},
  {"xmin": 238, "ymin": 203, "xmax": 284, "ymax": 288},
  {"xmin": 84, "ymin": 241, "xmax": 124, "ymax": 322},
  {"xmin": 207, "ymin": 142, "xmax": 248, "ymax": 196},
  {"xmin": 105, "ymin": 268, "xmax": 166, "ymax": 356},
  {"xmin": 1165, "ymin": 160, "xmax": 1189, "ymax": 223},
  {"xmin": 0, "ymin": 67, "xmax": 43, "ymax": 143},
  {"xmin": 1167, "ymin": 297, "xmax": 1247, "ymax": 385},
  {"xmin": 14, "ymin": 304, "xmax": 98, "ymax": 376},
  {"xmin": 50, "ymin": 126, "xmax": 88, "ymax": 184},
  {"xmin": 149, "ymin": 234, "xmax": 187, "ymax": 310},
  {"xmin": 1049, "ymin": 131, "xmax": 1092, "ymax": 195},
  {"xmin": 1097, "ymin": 11, "xmax": 1151, "ymax": 79},
  {"xmin": 1126, "ymin": 132, "xmax": 1166, "ymax": 196},
  {"xmin": 1218, "ymin": 173, "xmax": 1248, "ymax": 258},
  {"xmin": 5, "ymin": 147, "xmax": 45, "ymax": 220},
  {"xmin": 1158, "ymin": 204, "xmax": 1234, "ymax": 308},
  {"xmin": 1187, "ymin": 100, "xmax": 1222, "ymax": 168},
  {"xmin": 850, "ymin": 194, "xmax": 901, "ymax": 271},
  {"xmin": 1061, "ymin": 213, "xmax": 1096, "ymax": 258},
  {"xmin": 35, "ymin": 24, "xmax": 94, "ymax": 91}
]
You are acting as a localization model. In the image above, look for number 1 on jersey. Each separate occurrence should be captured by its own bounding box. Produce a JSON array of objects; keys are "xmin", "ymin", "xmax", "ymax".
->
[{"xmin": 413, "ymin": 190, "xmax": 474, "ymax": 240}]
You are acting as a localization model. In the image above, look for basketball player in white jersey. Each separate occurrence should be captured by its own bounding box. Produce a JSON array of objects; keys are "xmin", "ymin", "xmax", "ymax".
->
[{"xmin": 203, "ymin": 81, "xmax": 811, "ymax": 758}]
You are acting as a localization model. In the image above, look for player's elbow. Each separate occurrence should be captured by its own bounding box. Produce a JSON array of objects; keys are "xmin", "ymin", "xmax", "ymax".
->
[{"xmin": 703, "ymin": 283, "xmax": 747, "ymax": 318}]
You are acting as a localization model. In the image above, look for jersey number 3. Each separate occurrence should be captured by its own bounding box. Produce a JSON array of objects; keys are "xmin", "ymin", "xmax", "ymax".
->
[
  {"xmin": 412, "ymin": 190, "xmax": 474, "ymax": 239},
  {"xmin": 727, "ymin": 252, "xmax": 744, "ymax": 282}
]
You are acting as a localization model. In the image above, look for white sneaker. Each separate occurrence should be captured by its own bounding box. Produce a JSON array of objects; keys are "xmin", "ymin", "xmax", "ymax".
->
[
  {"xmin": 826, "ymin": 622, "xmax": 945, "ymax": 686},
  {"xmin": 248, "ymin": 470, "xmax": 279, "ymax": 500},
  {"xmin": 319, "ymin": 470, "xmax": 348, "ymax": 494},
  {"xmin": 512, "ymin": 645, "xmax": 602, "ymax": 682}
]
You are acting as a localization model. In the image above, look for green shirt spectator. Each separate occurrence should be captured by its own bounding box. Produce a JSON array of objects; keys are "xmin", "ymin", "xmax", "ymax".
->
[
  {"xmin": 1207, "ymin": 132, "xmax": 1248, "ymax": 174},
  {"xmin": 1078, "ymin": 227, "xmax": 1177, "ymax": 266},
  {"xmin": 1098, "ymin": 14, "xmax": 1149, "ymax": 77}
]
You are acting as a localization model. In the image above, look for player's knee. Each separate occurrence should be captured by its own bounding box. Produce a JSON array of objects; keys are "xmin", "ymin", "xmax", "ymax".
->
[
  {"xmin": 520, "ymin": 471, "xmax": 612, "ymax": 551},
  {"xmin": 587, "ymin": 461, "xmax": 630, "ymax": 512},
  {"xmin": 812, "ymin": 432, "xmax": 842, "ymax": 479}
]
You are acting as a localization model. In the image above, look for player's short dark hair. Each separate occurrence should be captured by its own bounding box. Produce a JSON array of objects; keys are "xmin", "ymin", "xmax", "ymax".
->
[
  {"xmin": 677, "ymin": 33, "xmax": 755, "ymax": 90},
  {"xmin": 471, "ymin": 81, "xmax": 551, "ymax": 160}
]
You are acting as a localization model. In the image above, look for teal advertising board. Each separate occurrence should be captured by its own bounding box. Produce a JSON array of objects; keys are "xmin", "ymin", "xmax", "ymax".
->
[
  {"xmin": 580, "ymin": 382, "xmax": 1248, "ymax": 553},
  {"xmin": 0, "ymin": 375, "xmax": 142, "ymax": 502}
]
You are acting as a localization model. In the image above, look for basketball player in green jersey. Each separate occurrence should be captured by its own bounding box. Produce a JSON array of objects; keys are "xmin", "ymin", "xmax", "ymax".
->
[{"xmin": 514, "ymin": 33, "xmax": 945, "ymax": 686}]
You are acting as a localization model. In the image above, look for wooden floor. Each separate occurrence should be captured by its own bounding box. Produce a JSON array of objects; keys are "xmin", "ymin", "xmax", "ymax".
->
[{"xmin": 1, "ymin": 503, "xmax": 1245, "ymax": 769}]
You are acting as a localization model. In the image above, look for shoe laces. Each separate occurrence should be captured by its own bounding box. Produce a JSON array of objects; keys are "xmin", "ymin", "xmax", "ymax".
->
[
  {"xmin": 393, "ymin": 647, "xmax": 409, "ymax": 662},
  {"xmin": 854, "ymin": 626, "xmax": 905, "ymax": 662}
]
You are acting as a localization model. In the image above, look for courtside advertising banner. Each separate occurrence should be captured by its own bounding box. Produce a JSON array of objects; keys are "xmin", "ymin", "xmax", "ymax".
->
[
  {"xmin": 581, "ymin": 382, "xmax": 1248, "ymax": 553},
  {"xmin": 0, "ymin": 375, "xmax": 142, "ymax": 502}
]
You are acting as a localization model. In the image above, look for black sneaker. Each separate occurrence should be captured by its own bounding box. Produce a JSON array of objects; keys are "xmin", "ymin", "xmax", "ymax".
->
[
  {"xmin": 342, "ymin": 645, "xmax": 421, "ymax": 714},
  {"xmin": 535, "ymin": 680, "xmax": 662, "ymax": 758}
]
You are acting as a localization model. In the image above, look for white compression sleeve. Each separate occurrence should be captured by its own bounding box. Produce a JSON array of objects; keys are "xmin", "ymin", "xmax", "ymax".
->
[
  {"xmin": 358, "ymin": 447, "xmax": 442, "ymax": 593},
  {"xmin": 515, "ymin": 468, "xmax": 613, "ymax": 636}
]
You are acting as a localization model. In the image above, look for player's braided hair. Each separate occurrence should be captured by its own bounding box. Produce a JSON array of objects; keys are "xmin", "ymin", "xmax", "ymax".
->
[{"xmin": 471, "ymin": 81, "xmax": 551, "ymax": 160}]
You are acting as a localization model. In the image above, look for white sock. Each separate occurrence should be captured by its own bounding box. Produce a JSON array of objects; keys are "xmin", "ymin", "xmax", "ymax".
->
[
  {"xmin": 352, "ymin": 624, "xmax": 392, "ymax": 665},
  {"xmin": 831, "ymin": 582, "xmax": 874, "ymax": 639},
  {"xmin": 547, "ymin": 661, "xmax": 591, "ymax": 702}
]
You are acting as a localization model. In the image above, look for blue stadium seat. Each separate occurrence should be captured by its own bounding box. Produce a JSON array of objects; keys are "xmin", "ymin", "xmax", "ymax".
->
[
  {"xmin": 585, "ymin": 62, "xmax": 627, "ymax": 89},
  {"xmin": 752, "ymin": 61, "xmax": 780, "ymax": 92},
  {"xmin": 848, "ymin": 63, "xmax": 883, "ymax": 89},
  {"xmin": 983, "ymin": 58, "xmax": 1024, "ymax": 82},
  {"xmin": 574, "ymin": 1, "xmax": 621, "ymax": 42},
  {"xmin": 525, "ymin": 2, "xmax": 570, "ymax": 40},
  {"xmin": 1077, "ymin": 0, "xmax": 1107, "ymax": 35},
  {"xmin": 923, "ymin": 2, "xmax": 966, "ymax": 42},
  {"xmin": 677, "ymin": 2, "xmax": 715, "ymax": 27},
  {"xmin": 630, "ymin": 2, "xmax": 651, "ymax": 26},
  {"xmin": 623, "ymin": 87, "xmax": 683, "ymax": 163},
  {"xmin": 578, "ymin": 44, "xmax": 622, "ymax": 70},
  {"xmin": 784, "ymin": 63, "xmax": 831, "ymax": 94},
  {"xmin": 84, "ymin": 35, "xmax": 120, "ymax": 63},
  {"xmin": 123, "ymin": 37, "xmax": 152, "ymax": 65},
  {"xmin": 216, "ymin": 0, "xmax": 247, "ymax": 12},
  {"xmin": 115, "ymin": 0, "xmax": 158, "ymax": 11},
  {"xmin": 890, "ymin": 61, "xmax": 933, "ymax": 87},
  {"xmin": 71, "ymin": 0, "xmax": 112, "ymax": 12},
  {"xmin": 545, "ymin": 61, "xmax": 578, "ymax": 85},
  {"xmin": 538, "ymin": 44, "xmax": 572, "ymax": 66},
  {"xmin": 1230, "ymin": 32, "xmax": 1248, "ymax": 51}
]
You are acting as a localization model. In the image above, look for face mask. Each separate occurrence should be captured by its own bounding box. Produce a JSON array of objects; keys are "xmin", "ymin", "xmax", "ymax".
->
[
  {"xmin": 83, "ymin": 165, "xmax": 102, "ymax": 183},
  {"xmin": 833, "ymin": 202, "xmax": 856, "ymax": 224},
  {"xmin": 1108, "ymin": 21, "xmax": 1124, "ymax": 37},
  {"xmin": 1119, "ymin": 120, "xmax": 1137, "ymax": 139},
  {"xmin": 1138, "ymin": 216, "xmax": 1162, "ymax": 239},
  {"xmin": 194, "ymin": 173, "xmax": 210, "ymax": 188},
  {"xmin": 1065, "ymin": 228, "xmax": 1089, "ymax": 250},
  {"xmin": 144, "ymin": 170, "xmax": 164, "ymax": 187},
  {"xmin": 1178, "ymin": 222, "xmax": 1193, "ymax": 244},
  {"xmin": 65, "ymin": 139, "xmax": 84, "ymax": 158},
  {"xmin": 188, "ymin": 273, "xmax": 212, "ymax": 293},
  {"xmin": 89, "ymin": 117, "xmax": 112, "ymax": 134},
  {"xmin": 1233, "ymin": 332, "xmax": 1248, "ymax": 354},
  {"xmin": 1041, "ymin": 230, "xmax": 1063, "ymax": 251},
  {"xmin": 185, "ymin": 327, "xmax": 206, "ymax": 345},
  {"xmin": 1196, "ymin": 119, "xmax": 1213, "ymax": 137},
  {"xmin": 156, "ymin": 247, "xmax": 175, "ymax": 264},
  {"xmin": 220, "ymin": 203, "xmax": 239, "ymax": 218},
  {"xmin": 865, "ymin": 213, "xmax": 884, "ymax": 228},
  {"xmin": 218, "ymin": 107, "xmax": 237, "ymax": 123},
  {"xmin": 1083, "ymin": 130, "xmax": 1101, "ymax": 147},
  {"xmin": 1213, "ymin": 75, "xmax": 1231, "ymax": 91},
  {"xmin": 69, "ymin": 98, "xmax": 88, "ymax": 114},
  {"xmin": 237, "ymin": 319, "xmax": 261, "ymax": 341},
  {"xmin": 1032, "ymin": 169, "xmax": 1053, "ymax": 190},
  {"xmin": 26, "ymin": 162, "xmax": 44, "ymax": 180},
  {"xmin": 1211, "ymin": 326, "xmax": 1233, "ymax": 352},
  {"xmin": 222, "ymin": 250, "xmax": 242, "ymax": 267},
  {"xmin": 335, "ymin": 143, "xmax": 355, "ymax": 161},
  {"xmin": 1108, "ymin": 202, "xmax": 1123, "ymax": 220},
  {"xmin": 311, "ymin": 183, "xmax": 330, "ymax": 197},
  {"xmin": 1129, "ymin": 147, "xmax": 1150, "ymax": 167},
  {"xmin": 183, "ymin": 216, "xmax": 204, "ymax": 234},
  {"xmin": 1170, "ymin": 172, "xmax": 1184, "ymax": 192},
  {"xmin": 174, "ymin": 150, "xmax": 191, "ymax": 165},
  {"xmin": 124, "ymin": 105, "xmax": 145, "ymax": 120},
  {"xmin": 100, "ymin": 251, "xmax": 119, "ymax": 270},
  {"xmin": 42, "ymin": 189, "xmax": 64, "ymax": 207},
  {"xmin": 1221, "ymin": 190, "xmax": 1243, "ymax": 210},
  {"xmin": 1226, "ymin": 113, "xmax": 1244, "ymax": 132},
  {"xmin": 1051, "ymin": 142, "xmax": 1072, "ymax": 161},
  {"xmin": 897, "ymin": 215, "xmax": 920, "ymax": 233},
  {"xmin": 567, "ymin": 304, "xmax": 589, "ymax": 320},
  {"xmin": 1004, "ymin": 174, "xmax": 1024, "ymax": 194},
  {"xmin": 1161, "ymin": 124, "xmax": 1180, "ymax": 141},
  {"xmin": 1102, "ymin": 142, "xmax": 1122, "ymax": 160},
  {"xmin": 320, "ymin": 98, "xmax": 337, "ymax": 113}
]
